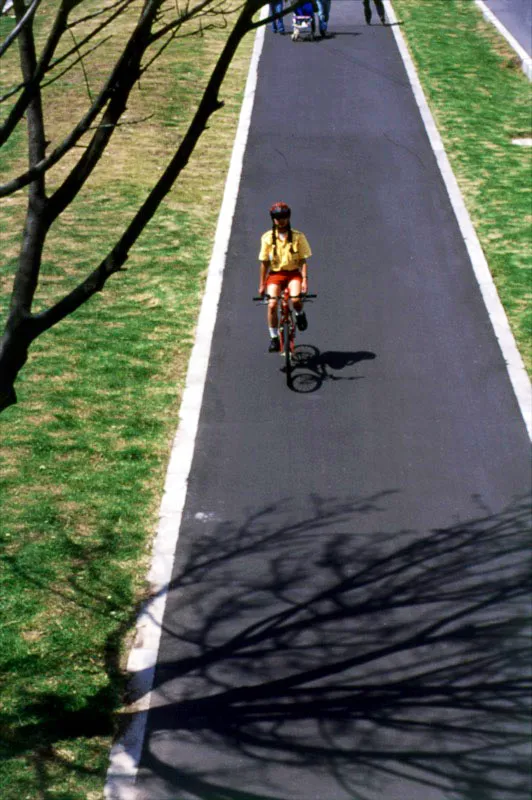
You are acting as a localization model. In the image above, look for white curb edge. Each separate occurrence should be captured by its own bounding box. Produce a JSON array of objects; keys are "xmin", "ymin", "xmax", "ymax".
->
[
  {"xmin": 386, "ymin": 1, "xmax": 531, "ymax": 440},
  {"xmin": 103, "ymin": 18, "xmax": 267, "ymax": 800},
  {"xmin": 474, "ymin": 0, "xmax": 532, "ymax": 80}
]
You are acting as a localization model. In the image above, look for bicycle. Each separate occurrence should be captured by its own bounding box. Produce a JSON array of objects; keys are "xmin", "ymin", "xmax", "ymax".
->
[{"xmin": 253, "ymin": 289, "xmax": 317, "ymax": 386}]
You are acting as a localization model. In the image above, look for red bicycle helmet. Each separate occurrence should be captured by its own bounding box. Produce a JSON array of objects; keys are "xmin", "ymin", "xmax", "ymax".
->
[{"xmin": 270, "ymin": 202, "xmax": 291, "ymax": 220}]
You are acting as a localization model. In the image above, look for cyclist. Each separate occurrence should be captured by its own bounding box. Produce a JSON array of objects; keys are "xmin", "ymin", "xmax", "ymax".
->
[{"xmin": 258, "ymin": 202, "xmax": 312, "ymax": 352}]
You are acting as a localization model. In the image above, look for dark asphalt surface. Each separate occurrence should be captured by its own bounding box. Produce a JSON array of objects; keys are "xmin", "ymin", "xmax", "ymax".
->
[
  {"xmin": 132, "ymin": 4, "xmax": 531, "ymax": 798},
  {"xmin": 484, "ymin": 0, "xmax": 532, "ymax": 55}
]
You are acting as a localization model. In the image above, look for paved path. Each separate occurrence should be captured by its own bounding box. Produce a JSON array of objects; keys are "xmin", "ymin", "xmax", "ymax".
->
[{"xmin": 121, "ymin": 4, "xmax": 531, "ymax": 798}]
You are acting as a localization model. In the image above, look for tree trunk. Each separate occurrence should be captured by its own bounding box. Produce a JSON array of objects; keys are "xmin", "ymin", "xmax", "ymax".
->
[
  {"xmin": 0, "ymin": 313, "xmax": 35, "ymax": 411},
  {"xmin": 0, "ymin": 0, "xmax": 264, "ymax": 413}
]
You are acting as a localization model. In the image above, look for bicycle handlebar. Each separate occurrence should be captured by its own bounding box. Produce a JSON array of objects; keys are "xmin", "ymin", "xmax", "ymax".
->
[{"xmin": 252, "ymin": 293, "xmax": 318, "ymax": 302}]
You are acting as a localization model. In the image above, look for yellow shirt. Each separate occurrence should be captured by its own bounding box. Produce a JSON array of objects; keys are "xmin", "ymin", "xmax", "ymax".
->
[{"xmin": 259, "ymin": 229, "xmax": 312, "ymax": 272}]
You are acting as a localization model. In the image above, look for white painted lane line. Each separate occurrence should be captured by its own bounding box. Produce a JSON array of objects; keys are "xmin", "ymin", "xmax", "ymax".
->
[
  {"xmin": 474, "ymin": 0, "xmax": 532, "ymax": 80},
  {"xmin": 386, "ymin": 0, "xmax": 531, "ymax": 440},
  {"xmin": 104, "ymin": 18, "xmax": 267, "ymax": 800}
]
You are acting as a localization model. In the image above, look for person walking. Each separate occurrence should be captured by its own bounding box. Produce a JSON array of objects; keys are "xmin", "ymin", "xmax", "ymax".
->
[
  {"xmin": 258, "ymin": 203, "xmax": 312, "ymax": 352},
  {"xmin": 269, "ymin": 0, "xmax": 286, "ymax": 33},
  {"xmin": 316, "ymin": 0, "xmax": 331, "ymax": 37},
  {"xmin": 363, "ymin": 0, "xmax": 386, "ymax": 25}
]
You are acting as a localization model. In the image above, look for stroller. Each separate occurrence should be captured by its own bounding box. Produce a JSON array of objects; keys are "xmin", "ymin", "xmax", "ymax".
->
[{"xmin": 291, "ymin": 0, "xmax": 316, "ymax": 41}]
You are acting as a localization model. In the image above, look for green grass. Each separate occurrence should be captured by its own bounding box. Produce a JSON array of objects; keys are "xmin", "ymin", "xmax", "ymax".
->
[
  {"xmin": 0, "ymin": 4, "xmax": 255, "ymax": 797},
  {"xmin": 392, "ymin": 0, "xmax": 532, "ymax": 371}
]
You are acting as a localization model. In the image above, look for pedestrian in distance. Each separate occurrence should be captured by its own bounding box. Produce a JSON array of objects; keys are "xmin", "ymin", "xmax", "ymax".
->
[
  {"xmin": 315, "ymin": 0, "xmax": 331, "ymax": 37},
  {"xmin": 269, "ymin": 0, "xmax": 286, "ymax": 33},
  {"xmin": 258, "ymin": 203, "xmax": 312, "ymax": 353},
  {"xmin": 363, "ymin": 0, "xmax": 386, "ymax": 25}
]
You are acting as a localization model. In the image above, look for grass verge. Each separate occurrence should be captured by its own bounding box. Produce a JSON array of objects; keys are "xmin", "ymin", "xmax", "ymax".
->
[
  {"xmin": 0, "ymin": 4, "xmax": 255, "ymax": 798},
  {"xmin": 392, "ymin": 0, "xmax": 531, "ymax": 373}
]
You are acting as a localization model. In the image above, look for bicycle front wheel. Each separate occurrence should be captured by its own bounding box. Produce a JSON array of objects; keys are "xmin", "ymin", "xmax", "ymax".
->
[{"xmin": 283, "ymin": 320, "xmax": 292, "ymax": 387}]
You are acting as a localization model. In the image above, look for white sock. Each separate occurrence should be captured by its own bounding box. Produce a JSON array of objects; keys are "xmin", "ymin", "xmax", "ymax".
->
[{"xmin": 269, "ymin": 327, "xmax": 278, "ymax": 338}]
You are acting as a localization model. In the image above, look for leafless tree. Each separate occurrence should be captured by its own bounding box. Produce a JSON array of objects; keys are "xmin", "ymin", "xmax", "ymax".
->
[{"xmin": 0, "ymin": 0, "xmax": 278, "ymax": 412}]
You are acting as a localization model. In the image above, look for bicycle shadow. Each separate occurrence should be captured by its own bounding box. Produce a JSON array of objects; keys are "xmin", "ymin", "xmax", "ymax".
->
[{"xmin": 288, "ymin": 345, "xmax": 376, "ymax": 392}]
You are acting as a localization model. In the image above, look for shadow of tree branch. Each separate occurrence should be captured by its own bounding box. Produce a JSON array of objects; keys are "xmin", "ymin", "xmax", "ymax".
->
[{"xmin": 114, "ymin": 494, "xmax": 531, "ymax": 799}]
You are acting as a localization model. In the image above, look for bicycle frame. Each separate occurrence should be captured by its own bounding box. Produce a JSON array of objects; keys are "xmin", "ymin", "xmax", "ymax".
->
[
  {"xmin": 253, "ymin": 291, "xmax": 317, "ymax": 387},
  {"xmin": 278, "ymin": 288, "xmax": 296, "ymax": 366}
]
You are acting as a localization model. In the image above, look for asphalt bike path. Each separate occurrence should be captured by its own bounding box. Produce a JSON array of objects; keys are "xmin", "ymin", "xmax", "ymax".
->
[{"xmin": 127, "ymin": 3, "xmax": 531, "ymax": 798}]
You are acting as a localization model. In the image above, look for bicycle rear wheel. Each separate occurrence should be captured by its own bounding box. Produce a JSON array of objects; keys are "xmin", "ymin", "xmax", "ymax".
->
[{"xmin": 283, "ymin": 320, "xmax": 292, "ymax": 387}]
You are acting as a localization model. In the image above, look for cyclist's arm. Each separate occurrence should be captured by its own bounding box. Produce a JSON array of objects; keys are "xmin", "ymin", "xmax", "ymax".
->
[
  {"xmin": 300, "ymin": 259, "xmax": 308, "ymax": 292},
  {"xmin": 296, "ymin": 232, "xmax": 310, "ymax": 292},
  {"xmin": 259, "ymin": 260, "xmax": 270, "ymax": 294}
]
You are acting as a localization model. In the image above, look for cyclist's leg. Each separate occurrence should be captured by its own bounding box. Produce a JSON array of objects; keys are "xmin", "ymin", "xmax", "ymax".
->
[
  {"xmin": 289, "ymin": 274, "xmax": 308, "ymax": 331},
  {"xmin": 266, "ymin": 281, "xmax": 281, "ymax": 329},
  {"xmin": 288, "ymin": 274, "xmax": 303, "ymax": 312},
  {"xmin": 265, "ymin": 279, "xmax": 281, "ymax": 351}
]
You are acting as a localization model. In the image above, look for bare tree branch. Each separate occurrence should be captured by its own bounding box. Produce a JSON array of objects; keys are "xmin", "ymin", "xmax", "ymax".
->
[
  {"xmin": 0, "ymin": 0, "xmax": 235, "ymax": 196},
  {"xmin": 0, "ymin": 2, "xmax": 72, "ymax": 146},
  {"xmin": 0, "ymin": 0, "xmax": 136, "ymax": 146},
  {"xmin": 148, "ymin": 0, "xmax": 233, "ymax": 44},
  {"xmin": 0, "ymin": 0, "xmax": 43, "ymax": 59},
  {"xmin": 45, "ymin": 0, "xmax": 165, "ymax": 221},
  {"xmin": 66, "ymin": 0, "xmax": 133, "ymax": 30},
  {"xmin": 10, "ymin": 0, "xmax": 48, "ymax": 313},
  {"xmin": 41, "ymin": 35, "xmax": 110, "ymax": 92},
  {"xmin": 32, "ymin": 0, "xmax": 263, "ymax": 336},
  {"xmin": 0, "ymin": 0, "xmax": 267, "ymax": 411},
  {"xmin": 45, "ymin": 0, "xmax": 138, "ymax": 80}
]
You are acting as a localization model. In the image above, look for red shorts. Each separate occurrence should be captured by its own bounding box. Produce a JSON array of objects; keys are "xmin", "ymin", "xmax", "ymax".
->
[{"xmin": 266, "ymin": 269, "xmax": 302, "ymax": 290}]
